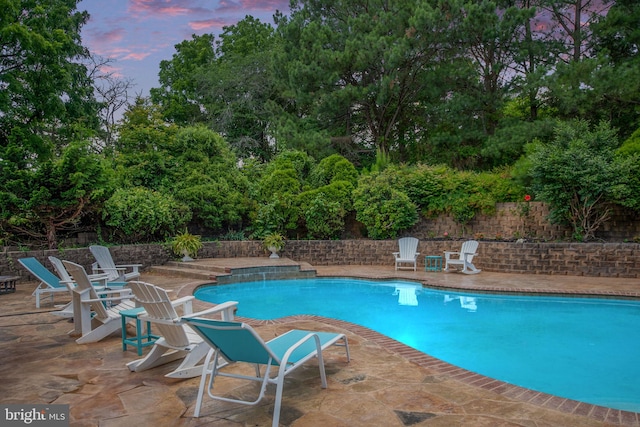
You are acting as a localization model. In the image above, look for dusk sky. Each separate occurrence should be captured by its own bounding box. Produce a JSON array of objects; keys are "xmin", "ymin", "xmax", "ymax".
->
[{"xmin": 78, "ymin": 0, "xmax": 290, "ymax": 97}]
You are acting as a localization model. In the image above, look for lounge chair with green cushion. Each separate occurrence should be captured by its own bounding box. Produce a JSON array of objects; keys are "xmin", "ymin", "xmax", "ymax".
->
[{"xmin": 184, "ymin": 317, "xmax": 350, "ymax": 426}]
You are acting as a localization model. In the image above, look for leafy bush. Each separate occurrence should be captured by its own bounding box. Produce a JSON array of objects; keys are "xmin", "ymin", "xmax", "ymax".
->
[
  {"xmin": 309, "ymin": 154, "xmax": 358, "ymax": 187},
  {"xmin": 174, "ymin": 171, "xmax": 248, "ymax": 231},
  {"xmin": 353, "ymin": 173, "xmax": 418, "ymax": 239},
  {"xmin": 305, "ymin": 194, "xmax": 345, "ymax": 239},
  {"xmin": 250, "ymin": 194, "xmax": 299, "ymax": 238},
  {"xmin": 526, "ymin": 120, "xmax": 622, "ymax": 241},
  {"xmin": 616, "ymin": 127, "xmax": 640, "ymax": 157},
  {"xmin": 103, "ymin": 187, "xmax": 191, "ymax": 243}
]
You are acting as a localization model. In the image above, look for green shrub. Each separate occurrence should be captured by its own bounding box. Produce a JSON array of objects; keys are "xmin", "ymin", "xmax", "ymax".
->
[
  {"xmin": 103, "ymin": 187, "xmax": 191, "ymax": 243},
  {"xmin": 353, "ymin": 173, "xmax": 418, "ymax": 239},
  {"xmin": 527, "ymin": 120, "xmax": 622, "ymax": 241},
  {"xmin": 305, "ymin": 194, "xmax": 345, "ymax": 239},
  {"xmin": 309, "ymin": 154, "xmax": 358, "ymax": 187}
]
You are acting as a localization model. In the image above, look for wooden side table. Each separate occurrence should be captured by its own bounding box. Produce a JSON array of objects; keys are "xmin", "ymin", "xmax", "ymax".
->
[
  {"xmin": 120, "ymin": 307, "xmax": 159, "ymax": 356},
  {"xmin": 424, "ymin": 256, "xmax": 442, "ymax": 272},
  {"xmin": 0, "ymin": 276, "xmax": 18, "ymax": 294}
]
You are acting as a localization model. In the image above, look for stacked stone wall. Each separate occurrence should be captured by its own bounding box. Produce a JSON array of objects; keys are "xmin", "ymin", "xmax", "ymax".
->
[
  {"xmin": 3, "ymin": 240, "xmax": 638, "ymax": 280},
  {"xmin": 406, "ymin": 202, "xmax": 640, "ymax": 242}
]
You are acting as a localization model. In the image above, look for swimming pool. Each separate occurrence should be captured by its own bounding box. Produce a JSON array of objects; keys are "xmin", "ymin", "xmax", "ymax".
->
[{"xmin": 195, "ymin": 277, "xmax": 640, "ymax": 412}]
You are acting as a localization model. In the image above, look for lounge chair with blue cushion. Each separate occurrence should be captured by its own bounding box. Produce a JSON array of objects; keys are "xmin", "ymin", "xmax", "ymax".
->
[
  {"xmin": 18, "ymin": 257, "xmax": 70, "ymax": 310},
  {"xmin": 126, "ymin": 281, "xmax": 238, "ymax": 379},
  {"xmin": 62, "ymin": 260, "xmax": 135, "ymax": 344},
  {"xmin": 393, "ymin": 237, "xmax": 420, "ymax": 271},
  {"xmin": 89, "ymin": 245, "xmax": 142, "ymax": 282},
  {"xmin": 183, "ymin": 317, "xmax": 350, "ymax": 426}
]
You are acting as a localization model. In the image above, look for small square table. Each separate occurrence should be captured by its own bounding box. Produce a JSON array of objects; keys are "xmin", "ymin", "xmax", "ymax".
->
[
  {"xmin": 424, "ymin": 256, "xmax": 443, "ymax": 272},
  {"xmin": 120, "ymin": 307, "xmax": 159, "ymax": 356},
  {"xmin": 0, "ymin": 276, "xmax": 18, "ymax": 294}
]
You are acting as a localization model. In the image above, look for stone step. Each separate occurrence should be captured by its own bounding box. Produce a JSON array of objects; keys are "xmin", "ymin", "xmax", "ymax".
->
[
  {"xmin": 147, "ymin": 261, "xmax": 317, "ymax": 284},
  {"xmin": 164, "ymin": 260, "xmax": 228, "ymax": 274},
  {"xmin": 146, "ymin": 265, "xmax": 219, "ymax": 281}
]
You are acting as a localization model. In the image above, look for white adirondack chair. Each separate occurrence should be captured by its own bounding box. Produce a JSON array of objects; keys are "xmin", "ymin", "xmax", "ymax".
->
[
  {"xmin": 126, "ymin": 281, "xmax": 238, "ymax": 379},
  {"xmin": 393, "ymin": 237, "xmax": 420, "ymax": 271},
  {"xmin": 443, "ymin": 240, "xmax": 481, "ymax": 274},
  {"xmin": 89, "ymin": 245, "xmax": 141, "ymax": 282},
  {"xmin": 62, "ymin": 261, "xmax": 135, "ymax": 344}
]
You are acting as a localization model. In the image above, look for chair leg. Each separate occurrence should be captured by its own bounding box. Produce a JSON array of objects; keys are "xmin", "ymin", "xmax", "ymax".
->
[
  {"xmin": 127, "ymin": 344, "xmax": 185, "ymax": 372},
  {"xmin": 164, "ymin": 343, "xmax": 210, "ymax": 379},
  {"xmin": 194, "ymin": 349, "xmax": 216, "ymax": 417}
]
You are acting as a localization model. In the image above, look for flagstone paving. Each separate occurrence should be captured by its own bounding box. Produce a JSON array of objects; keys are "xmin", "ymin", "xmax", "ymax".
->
[{"xmin": 1, "ymin": 259, "xmax": 639, "ymax": 426}]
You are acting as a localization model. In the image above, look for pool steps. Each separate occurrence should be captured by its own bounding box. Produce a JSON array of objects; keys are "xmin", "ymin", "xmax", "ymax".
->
[{"xmin": 148, "ymin": 261, "xmax": 316, "ymax": 283}]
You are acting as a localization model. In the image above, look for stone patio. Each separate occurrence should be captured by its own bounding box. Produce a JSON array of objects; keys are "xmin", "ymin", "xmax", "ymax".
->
[{"xmin": 1, "ymin": 259, "xmax": 639, "ymax": 426}]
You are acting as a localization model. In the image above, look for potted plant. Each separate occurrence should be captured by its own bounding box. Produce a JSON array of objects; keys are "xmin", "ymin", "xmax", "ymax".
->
[
  {"xmin": 262, "ymin": 232, "xmax": 285, "ymax": 258},
  {"xmin": 171, "ymin": 230, "xmax": 203, "ymax": 262}
]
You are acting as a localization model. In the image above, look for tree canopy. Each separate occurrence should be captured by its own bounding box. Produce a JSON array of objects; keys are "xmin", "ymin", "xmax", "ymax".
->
[{"xmin": 2, "ymin": 0, "xmax": 640, "ymax": 247}]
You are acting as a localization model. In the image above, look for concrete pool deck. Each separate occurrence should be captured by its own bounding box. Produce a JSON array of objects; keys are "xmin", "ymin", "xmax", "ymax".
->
[{"xmin": 1, "ymin": 258, "xmax": 640, "ymax": 426}]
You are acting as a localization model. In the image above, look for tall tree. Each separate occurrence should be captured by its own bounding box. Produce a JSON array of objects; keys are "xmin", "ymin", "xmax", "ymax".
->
[
  {"xmin": 588, "ymin": 0, "xmax": 640, "ymax": 136},
  {"xmin": 150, "ymin": 34, "xmax": 215, "ymax": 125},
  {"xmin": 541, "ymin": 0, "xmax": 613, "ymax": 118},
  {"xmin": 0, "ymin": 0, "xmax": 99, "ymax": 148},
  {"xmin": 277, "ymin": 0, "xmax": 461, "ymax": 161},
  {"xmin": 0, "ymin": 0, "xmax": 105, "ymax": 248},
  {"xmin": 199, "ymin": 16, "xmax": 279, "ymax": 161}
]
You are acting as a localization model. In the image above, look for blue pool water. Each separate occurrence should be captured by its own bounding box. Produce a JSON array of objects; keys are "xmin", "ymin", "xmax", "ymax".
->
[{"xmin": 195, "ymin": 277, "xmax": 640, "ymax": 412}]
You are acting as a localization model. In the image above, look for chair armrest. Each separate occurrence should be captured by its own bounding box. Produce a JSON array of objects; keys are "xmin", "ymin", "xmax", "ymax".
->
[
  {"xmin": 115, "ymin": 264, "xmax": 142, "ymax": 270},
  {"xmin": 171, "ymin": 295, "xmax": 195, "ymax": 315},
  {"xmin": 86, "ymin": 296, "xmax": 132, "ymax": 304},
  {"xmin": 443, "ymin": 251, "xmax": 459, "ymax": 260},
  {"xmin": 87, "ymin": 273, "xmax": 111, "ymax": 284},
  {"xmin": 279, "ymin": 332, "xmax": 324, "ymax": 367},
  {"xmin": 182, "ymin": 301, "xmax": 238, "ymax": 322},
  {"xmin": 93, "ymin": 266, "xmax": 126, "ymax": 274},
  {"xmin": 96, "ymin": 288, "xmax": 132, "ymax": 296},
  {"xmin": 462, "ymin": 252, "xmax": 477, "ymax": 260}
]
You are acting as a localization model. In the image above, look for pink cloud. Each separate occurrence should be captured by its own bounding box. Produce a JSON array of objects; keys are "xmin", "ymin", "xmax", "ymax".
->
[
  {"xmin": 189, "ymin": 18, "xmax": 228, "ymax": 31},
  {"xmin": 216, "ymin": 0, "xmax": 240, "ymax": 13},
  {"xmin": 98, "ymin": 64, "xmax": 125, "ymax": 79},
  {"xmin": 122, "ymin": 52, "xmax": 152, "ymax": 61},
  {"xmin": 239, "ymin": 0, "xmax": 289, "ymax": 11},
  {"xmin": 100, "ymin": 28, "xmax": 126, "ymax": 43},
  {"xmin": 129, "ymin": 0, "xmax": 210, "ymax": 17}
]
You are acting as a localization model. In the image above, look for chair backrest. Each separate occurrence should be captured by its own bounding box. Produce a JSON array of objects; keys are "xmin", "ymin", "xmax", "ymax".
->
[
  {"xmin": 62, "ymin": 260, "xmax": 109, "ymax": 320},
  {"xmin": 48, "ymin": 256, "xmax": 73, "ymax": 283},
  {"xmin": 185, "ymin": 318, "xmax": 278, "ymax": 365},
  {"xmin": 18, "ymin": 257, "xmax": 64, "ymax": 289},
  {"xmin": 459, "ymin": 240, "xmax": 479, "ymax": 261},
  {"xmin": 128, "ymin": 282, "xmax": 190, "ymax": 347},
  {"xmin": 89, "ymin": 245, "xmax": 118, "ymax": 281},
  {"xmin": 398, "ymin": 237, "xmax": 419, "ymax": 258}
]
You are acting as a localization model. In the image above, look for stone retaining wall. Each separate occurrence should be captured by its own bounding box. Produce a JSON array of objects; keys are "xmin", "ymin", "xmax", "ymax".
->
[
  {"xmin": 3, "ymin": 240, "xmax": 639, "ymax": 281},
  {"xmin": 406, "ymin": 202, "xmax": 640, "ymax": 242}
]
